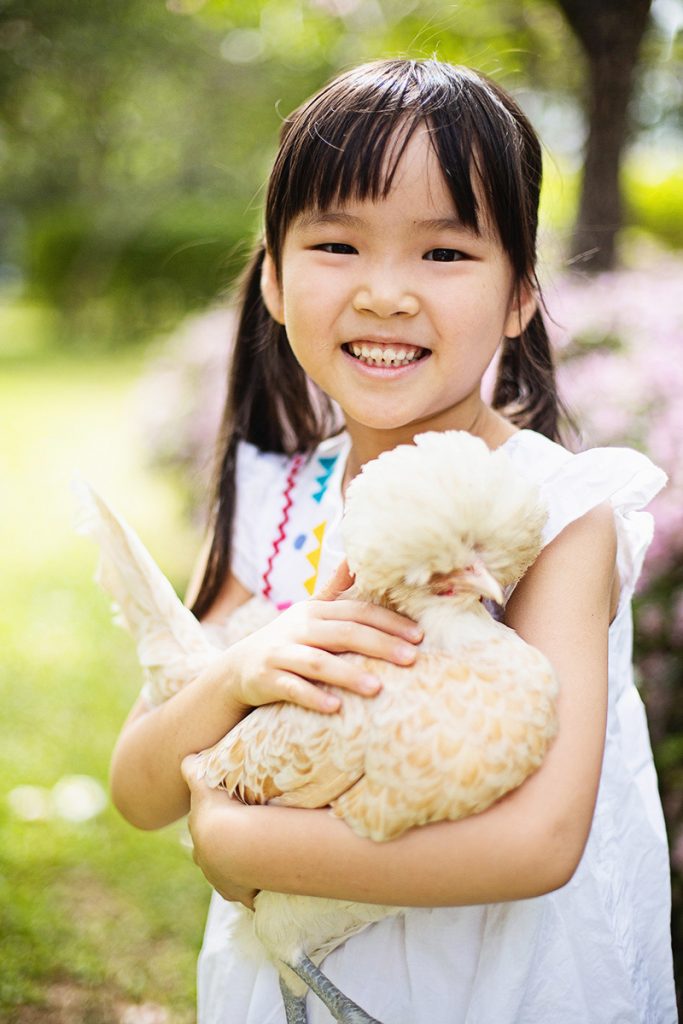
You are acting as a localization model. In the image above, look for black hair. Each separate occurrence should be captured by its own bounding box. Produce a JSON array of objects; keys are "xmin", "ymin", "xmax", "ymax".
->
[{"xmin": 192, "ymin": 58, "xmax": 565, "ymax": 620}]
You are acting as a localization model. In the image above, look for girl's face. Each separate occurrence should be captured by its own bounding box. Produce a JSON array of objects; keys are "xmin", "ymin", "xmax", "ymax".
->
[{"xmin": 262, "ymin": 129, "xmax": 535, "ymax": 447}]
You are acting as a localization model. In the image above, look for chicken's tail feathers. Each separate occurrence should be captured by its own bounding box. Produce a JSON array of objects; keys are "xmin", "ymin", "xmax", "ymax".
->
[{"xmin": 72, "ymin": 475, "xmax": 216, "ymax": 703}]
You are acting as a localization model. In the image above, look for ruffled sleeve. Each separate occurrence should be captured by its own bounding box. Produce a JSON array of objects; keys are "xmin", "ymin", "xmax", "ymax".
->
[
  {"xmin": 507, "ymin": 433, "xmax": 667, "ymax": 598},
  {"xmin": 542, "ymin": 447, "xmax": 666, "ymax": 595},
  {"xmin": 230, "ymin": 440, "xmax": 290, "ymax": 594}
]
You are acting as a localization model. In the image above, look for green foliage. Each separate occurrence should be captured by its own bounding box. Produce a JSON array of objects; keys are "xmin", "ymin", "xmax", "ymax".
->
[
  {"xmin": 625, "ymin": 165, "xmax": 683, "ymax": 248},
  {"xmin": 1, "ymin": 0, "xmax": 678, "ymax": 345},
  {"xmin": 23, "ymin": 202, "xmax": 254, "ymax": 344},
  {"xmin": 0, "ymin": 343, "xmax": 207, "ymax": 1017},
  {"xmin": 0, "ymin": 0, "xmax": 582, "ymax": 345}
]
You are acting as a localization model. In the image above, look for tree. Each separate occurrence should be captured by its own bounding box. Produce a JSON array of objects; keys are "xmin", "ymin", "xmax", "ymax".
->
[
  {"xmin": 555, "ymin": 0, "xmax": 653, "ymax": 270},
  {"xmin": 0, "ymin": 0, "xmax": 672, "ymax": 333}
]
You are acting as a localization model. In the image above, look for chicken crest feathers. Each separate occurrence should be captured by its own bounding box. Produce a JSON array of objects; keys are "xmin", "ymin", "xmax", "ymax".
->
[{"xmin": 343, "ymin": 430, "xmax": 548, "ymax": 599}]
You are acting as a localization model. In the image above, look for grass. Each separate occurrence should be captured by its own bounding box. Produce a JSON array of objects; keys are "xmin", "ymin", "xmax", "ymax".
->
[{"xmin": 0, "ymin": 310, "xmax": 211, "ymax": 1021}]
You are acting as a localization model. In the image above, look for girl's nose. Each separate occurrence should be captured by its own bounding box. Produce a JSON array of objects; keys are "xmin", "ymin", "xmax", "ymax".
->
[{"xmin": 352, "ymin": 276, "xmax": 419, "ymax": 318}]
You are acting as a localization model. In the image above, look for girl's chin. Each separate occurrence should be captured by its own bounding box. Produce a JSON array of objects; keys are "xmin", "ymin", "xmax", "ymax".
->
[
  {"xmin": 341, "ymin": 396, "xmax": 478, "ymax": 436},
  {"xmin": 342, "ymin": 405, "xmax": 430, "ymax": 433}
]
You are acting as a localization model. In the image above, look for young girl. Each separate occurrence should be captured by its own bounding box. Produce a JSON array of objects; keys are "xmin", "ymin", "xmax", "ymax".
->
[{"xmin": 109, "ymin": 60, "xmax": 676, "ymax": 1022}]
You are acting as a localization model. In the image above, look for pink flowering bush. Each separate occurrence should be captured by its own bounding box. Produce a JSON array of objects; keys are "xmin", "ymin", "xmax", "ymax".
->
[
  {"xmin": 137, "ymin": 253, "xmax": 683, "ymax": 967},
  {"xmin": 547, "ymin": 258, "xmax": 683, "ymax": 580},
  {"xmin": 544, "ymin": 256, "xmax": 683, "ymax": 970}
]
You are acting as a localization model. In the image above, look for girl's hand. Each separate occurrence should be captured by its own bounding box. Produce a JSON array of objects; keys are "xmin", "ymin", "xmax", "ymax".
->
[
  {"xmin": 225, "ymin": 560, "xmax": 422, "ymax": 715},
  {"xmin": 182, "ymin": 755, "xmax": 258, "ymax": 910}
]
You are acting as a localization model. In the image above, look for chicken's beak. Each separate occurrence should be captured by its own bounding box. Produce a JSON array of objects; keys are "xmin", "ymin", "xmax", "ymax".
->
[
  {"xmin": 430, "ymin": 558, "xmax": 504, "ymax": 604},
  {"xmin": 460, "ymin": 558, "xmax": 504, "ymax": 605}
]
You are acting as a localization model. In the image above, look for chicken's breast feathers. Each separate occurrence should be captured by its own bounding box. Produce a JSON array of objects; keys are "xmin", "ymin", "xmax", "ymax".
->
[
  {"xmin": 197, "ymin": 673, "xmax": 370, "ymax": 807},
  {"xmin": 330, "ymin": 634, "xmax": 558, "ymax": 841}
]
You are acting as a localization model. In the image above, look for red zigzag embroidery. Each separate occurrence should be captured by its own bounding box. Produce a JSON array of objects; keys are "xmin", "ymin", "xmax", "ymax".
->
[{"xmin": 261, "ymin": 454, "xmax": 304, "ymax": 600}]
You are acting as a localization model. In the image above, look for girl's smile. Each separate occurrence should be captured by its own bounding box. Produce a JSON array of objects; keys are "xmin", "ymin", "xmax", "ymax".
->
[
  {"xmin": 262, "ymin": 129, "xmax": 535, "ymax": 453},
  {"xmin": 342, "ymin": 336, "xmax": 431, "ymax": 373}
]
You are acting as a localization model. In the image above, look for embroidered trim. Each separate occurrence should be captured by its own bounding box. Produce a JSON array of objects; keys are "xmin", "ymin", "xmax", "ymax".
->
[
  {"xmin": 312, "ymin": 454, "xmax": 339, "ymax": 503},
  {"xmin": 261, "ymin": 454, "xmax": 304, "ymax": 600},
  {"xmin": 304, "ymin": 521, "xmax": 327, "ymax": 595}
]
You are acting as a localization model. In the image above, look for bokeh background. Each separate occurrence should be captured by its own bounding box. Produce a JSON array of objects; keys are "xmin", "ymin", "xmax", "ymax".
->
[{"xmin": 1, "ymin": 1, "xmax": 681, "ymax": 1020}]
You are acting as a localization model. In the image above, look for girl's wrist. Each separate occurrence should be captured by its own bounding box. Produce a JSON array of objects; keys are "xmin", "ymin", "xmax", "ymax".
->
[{"xmin": 206, "ymin": 647, "xmax": 251, "ymax": 718}]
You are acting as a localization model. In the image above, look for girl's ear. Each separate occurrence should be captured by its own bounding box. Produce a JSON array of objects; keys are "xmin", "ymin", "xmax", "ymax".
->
[
  {"xmin": 260, "ymin": 250, "xmax": 285, "ymax": 325},
  {"xmin": 503, "ymin": 282, "xmax": 537, "ymax": 339}
]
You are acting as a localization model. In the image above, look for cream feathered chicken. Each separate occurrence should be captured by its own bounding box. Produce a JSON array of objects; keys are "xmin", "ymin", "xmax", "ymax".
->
[{"xmin": 77, "ymin": 430, "xmax": 558, "ymax": 1024}]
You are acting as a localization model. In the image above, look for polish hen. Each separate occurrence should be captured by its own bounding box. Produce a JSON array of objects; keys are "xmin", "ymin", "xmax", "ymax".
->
[{"xmin": 77, "ymin": 430, "xmax": 558, "ymax": 1024}]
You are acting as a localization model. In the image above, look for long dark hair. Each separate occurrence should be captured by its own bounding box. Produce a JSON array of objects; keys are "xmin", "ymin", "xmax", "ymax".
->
[{"xmin": 192, "ymin": 58, "xmax": 564, "ymax": 619}]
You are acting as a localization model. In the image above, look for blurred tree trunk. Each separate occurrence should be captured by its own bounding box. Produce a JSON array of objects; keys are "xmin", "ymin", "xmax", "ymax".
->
[{"xmin": 555, "ymin": 0, "xmax": 652, "ymax": 270}]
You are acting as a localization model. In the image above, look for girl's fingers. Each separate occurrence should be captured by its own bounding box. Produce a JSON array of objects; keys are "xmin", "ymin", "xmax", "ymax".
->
[
  {"xmin": 235, "ymin": 591, "xmax": 423, "ymax": 712},
  {"xmin": 308, "ymin": 620, "xmax": 418, "ymax": 664},
  {"xmin": 272, "ymin": 672, "xmax": 342, "ymax": 713},
  {"xmin": 311, "ymin": 599, "xmax": 423, "ymax": 644},
  {"xmin": 276, "ymin": 646, "xmax": 382, "ymax": 696},
  {"xmin": 181, "ymin": 754, "xmax": 203, "ymax": 788},
  {"xmin": 315, "ymin": 560, "xmax": 355, "ymax": 601}
]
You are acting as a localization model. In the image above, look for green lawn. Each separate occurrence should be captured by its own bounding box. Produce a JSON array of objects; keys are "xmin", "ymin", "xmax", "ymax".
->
[{"xmin": 0, "ymin": 318, "xmax": 211, "ymax": 1022}]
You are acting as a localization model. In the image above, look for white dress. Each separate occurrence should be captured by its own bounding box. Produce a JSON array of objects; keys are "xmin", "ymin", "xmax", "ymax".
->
[{"xmin": 197, "ymin": 429, "xmax": 677, "ymax": 1024}]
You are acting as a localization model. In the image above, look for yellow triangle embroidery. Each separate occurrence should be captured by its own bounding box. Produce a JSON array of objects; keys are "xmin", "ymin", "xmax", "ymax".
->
[
  {"xmin": 303, "ymin": 520, "xmax": 326, "ymax": 596},
  {"xmin": 313, "ymin": 522, "xmax": 326, "ymax": 543},
  {"xmin": 303, "ymin": 575, "xmax": 317, "ymax": 595}
]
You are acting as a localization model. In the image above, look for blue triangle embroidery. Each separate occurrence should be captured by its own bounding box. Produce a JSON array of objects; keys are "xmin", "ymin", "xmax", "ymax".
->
[{"xmin": 311, "ymin": 454, "xmax": 338, "ymax": 503}]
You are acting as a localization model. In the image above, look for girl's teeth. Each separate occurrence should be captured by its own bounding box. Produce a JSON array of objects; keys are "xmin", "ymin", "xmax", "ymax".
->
[{"xmin": 348, "ymin": 343, "xmax": 423, "ymax": 366}]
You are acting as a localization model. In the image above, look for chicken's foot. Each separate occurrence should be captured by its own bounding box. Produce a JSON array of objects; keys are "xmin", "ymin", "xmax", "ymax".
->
[
  {"xmin": 279, "ymin": 976, "xmax": 308, "ymax": 1024},
  {"xmin": 285, "ymin": 955, "xmax": 383, "ymax": 1024}
]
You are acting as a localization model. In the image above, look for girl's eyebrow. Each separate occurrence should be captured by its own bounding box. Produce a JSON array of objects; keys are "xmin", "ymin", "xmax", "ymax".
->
[
  {"xmin": 419, "ymin": 216, "xmax": 481, "ymax": 237},
  {"xmin": 296, "ymin": 210, "xmax": 480, "ymax": 235},
  {"xmin": 296, "ymin": 211, "xmax": 364, "ymax": 229}
]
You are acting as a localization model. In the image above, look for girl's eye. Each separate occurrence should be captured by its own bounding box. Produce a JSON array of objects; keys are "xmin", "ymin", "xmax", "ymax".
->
[
  {"xmin": 423, "ymin": 248, "xmax": 465, "ymax": 262},
  {"xmin": 314, "ymin": 243, "xmax": 357, "ymax": 255}
]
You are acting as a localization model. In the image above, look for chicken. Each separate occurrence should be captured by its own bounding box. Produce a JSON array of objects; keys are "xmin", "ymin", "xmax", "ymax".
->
[{"xmin": 76, "ymin": 429, "xmax": 558, "ymax": 1024}]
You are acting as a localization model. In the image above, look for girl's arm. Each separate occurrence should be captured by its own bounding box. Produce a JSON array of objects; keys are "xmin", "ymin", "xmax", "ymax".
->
[
  {"xmin": 110, "ymin": 564, "xmax": 423, "ymax": 831},
  {"xmin": 184, "ymin": 503, "xmax": 617, "ymax": 906}
]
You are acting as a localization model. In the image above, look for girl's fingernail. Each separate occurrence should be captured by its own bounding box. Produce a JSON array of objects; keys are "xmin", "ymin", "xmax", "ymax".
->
[
  {"xmin": 406, "ymin": 627, "xmax": 423, "ymax": 642},
  {"xmin": 359, "ymin": 675, "xmax": 380, "ymax": 694},
  {"xmin": 322, "ymin": 694, "xmax": 340, "ymax": 710},
  {"xmin": 396, "ymin": 644, "xmax": 416, "ymax": 663}
]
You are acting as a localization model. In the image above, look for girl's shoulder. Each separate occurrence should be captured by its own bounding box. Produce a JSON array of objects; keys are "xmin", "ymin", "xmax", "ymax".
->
[{"xmin": 502, "ymin": 429, "xmax": 666, "ymax": 595}]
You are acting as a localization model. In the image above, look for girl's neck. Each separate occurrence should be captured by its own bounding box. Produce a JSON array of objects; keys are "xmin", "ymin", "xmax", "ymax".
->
[{"xmin": 341, "ymin": 400, "xmax": 516, "ymax": 497}]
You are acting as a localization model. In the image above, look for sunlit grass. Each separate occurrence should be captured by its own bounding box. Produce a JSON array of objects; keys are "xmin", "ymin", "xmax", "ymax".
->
[{"xmin": 0, "ymin": 315, "xmax": 210, "ymax": 1018}]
